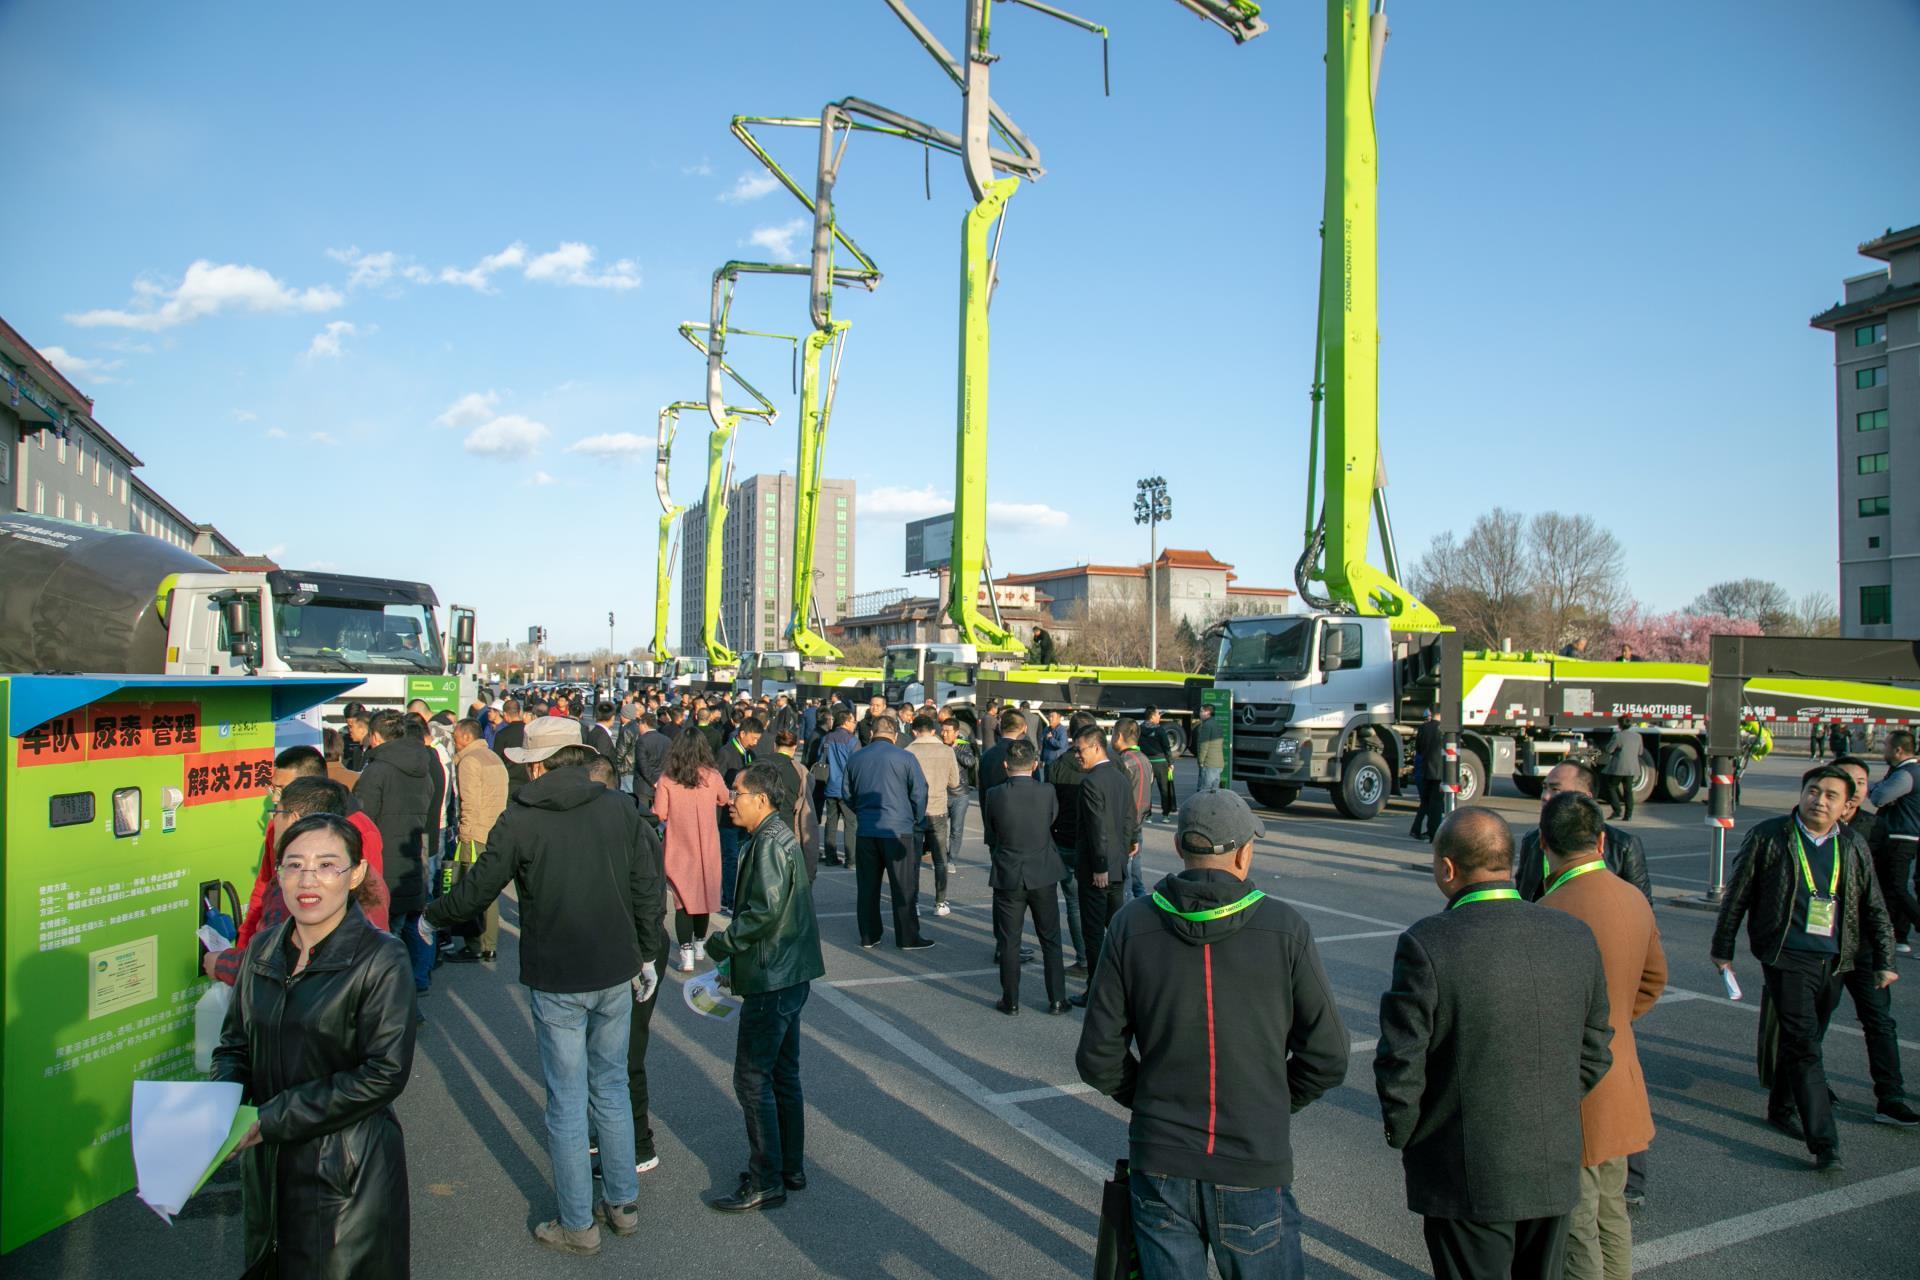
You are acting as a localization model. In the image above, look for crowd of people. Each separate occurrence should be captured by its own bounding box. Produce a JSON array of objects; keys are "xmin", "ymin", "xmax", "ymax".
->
[{"xmin": 200, "ymin": 676, "xmax": 1920, "ymax": 1278}]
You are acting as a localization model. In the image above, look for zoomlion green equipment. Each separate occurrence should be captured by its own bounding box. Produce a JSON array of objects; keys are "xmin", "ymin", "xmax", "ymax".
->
[
  {"xmin": 0, "ymin": 673, "xmax": 358, "ymax": 1252},
  {"xmin": 651, "ymin": 400, "xmax": 702, "ymax": 668}
]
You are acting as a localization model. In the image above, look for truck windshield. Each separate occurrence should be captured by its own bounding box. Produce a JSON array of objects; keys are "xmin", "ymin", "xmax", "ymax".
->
[
  {"xmin": 273, "ymin": 600, "xmax": 445, "ymax": 673},
  {"xmin": 884, "ymin": 650, "xmax": 922, "ymax": 683},
  {"xmin": 1215, "ymin": 617, "xmax": 1312, "ymax": 681}
]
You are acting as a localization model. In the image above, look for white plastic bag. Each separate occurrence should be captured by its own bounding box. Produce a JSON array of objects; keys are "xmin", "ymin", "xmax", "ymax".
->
[{"xmin": 193, "ymin": 981, "xmax": 233, "ymax": 1074}]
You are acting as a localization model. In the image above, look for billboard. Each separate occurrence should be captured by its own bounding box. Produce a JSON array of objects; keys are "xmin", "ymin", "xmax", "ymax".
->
[{"xmin": 904, "ymin": 513, "xmax": 954, "ymax": 575}]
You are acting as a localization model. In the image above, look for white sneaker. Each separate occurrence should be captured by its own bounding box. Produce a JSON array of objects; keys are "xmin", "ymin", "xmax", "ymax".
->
[
  {"xmin": 936, "ymin": 901, "xmax": 952, "ymax": 917},
  {"xmin": 636, "ymin": 1156, "xmax": 661, "ymax": 1175},
  {"xmin": 678, "ymin": 943, "xmax": 695, "ymax": 973},
  {"xmin": 1900, "ymin": 942, "xmax": 1913, "ymax": 956},
  {"xmin": 692, "ymin": 938, "xmax": 707, "ymax": 962}
]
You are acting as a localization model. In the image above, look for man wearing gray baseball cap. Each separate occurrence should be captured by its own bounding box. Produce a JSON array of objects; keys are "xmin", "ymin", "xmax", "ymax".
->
[{"xmin": 1075, "ymin": 788, "xmax": 1348, "ymax": 1279}]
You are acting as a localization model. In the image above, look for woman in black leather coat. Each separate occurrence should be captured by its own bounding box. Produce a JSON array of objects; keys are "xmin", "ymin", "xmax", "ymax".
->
[{"xmin": 213, "ymin": 812, "xmax": 418, "ymax": 1278}]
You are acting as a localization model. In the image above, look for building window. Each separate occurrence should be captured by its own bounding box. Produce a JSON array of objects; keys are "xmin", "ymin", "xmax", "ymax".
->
[
  {"xmin": 1859, "ymin": 452, "xmax": 1889, "ymax": 474},
  {"xmin": 73, "ymin": 503, "xmax": 82, "ymax": 523},
  {"xmin": 1861, "ymin": 584, "xmax": 1892, "ymax": 627},
  {"xmin": 1868, "ymin": 535, "xmax": 1881, "ymax": 549},
  {"xmin": 1855, "ymin": 322, "xmax": 1887, "ymax": 346},
  {"xmin": 1856, "ymin": 366, "xmax": 1887, "ymax": 389},
  {"xmin": 1858, "ymin": 409, "xmax": 1889, "ymax": 432},
  {"xmin": 34, "ymin": 481, "xmax": 44, "ymax": 513},
  {"xmin": 37, "ymin": 429, "xmax": 46, "ymax": 450},
  {"xmin": 56, "ymin": 434, "xmax": 66, "ymax": 463},
  {"xmin": 55, "ymin": 493, "xmax": 65, "ymax": 519},
  {"xmin": 835, "ymin": 496, "xmax": 847, "ymax": 507},
  {"xmin": 1860, "ymin": 495, "xmax": 1890, "ymax": 517},
  {"xmin": 93, "ymin": 450, "xmax": 101, "ymax": 484}
]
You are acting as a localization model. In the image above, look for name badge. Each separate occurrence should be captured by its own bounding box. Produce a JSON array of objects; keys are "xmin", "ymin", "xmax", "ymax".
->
[{"xmin": 1805, "ymin": 895, "xmax": 1836, "ymax": 938}]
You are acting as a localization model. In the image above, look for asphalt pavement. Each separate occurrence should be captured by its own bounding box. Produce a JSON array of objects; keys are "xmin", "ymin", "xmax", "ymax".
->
[{"xmin": 13, "ymin": 753, "xmax": 1920, "ymax": 1277}]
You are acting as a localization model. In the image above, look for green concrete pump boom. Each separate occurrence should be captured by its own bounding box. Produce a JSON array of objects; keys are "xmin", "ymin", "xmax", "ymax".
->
[
  {"xmin": 1293, "ymin": 0, "xmax": 1443, "ymax": 632},
  {"xmin": 651, "ymin": 400, "xmax": 702, "ymax": 664}
]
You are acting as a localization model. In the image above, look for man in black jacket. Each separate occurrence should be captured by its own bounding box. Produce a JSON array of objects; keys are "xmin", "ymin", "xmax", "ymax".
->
[
  {"xmin": 977, "ymin": 708, "xmax": 1027, "ymax": 821},
  {"xmin": 1045, "ymin": 717, "xmax": 1094, "ymax": 976},
  {"xmin": 1069, "ymin": 724, "xmax": 1135, "ymax": 1009},
  {"xmin": 1138, "ymin": 707, "xmax": 1178, "ymax": 819},
  {"xmin": 1711, "ymin": 764, "xmax": 1898, "ymax": 1169},
  {"xmin": 427, "ymin": 718, "xmax": 665, "ymax": 1255},
  {"xmin": 1375, "ymin": 807, "xmax": 1613, "ymax": 1280},
  {"xmin": 357, "ymin": 710, "xmax": 437, "ymax": 994},
  {"xmin": 716, "ymin": 717, "xmax": 763, "ymax": 911},
  {"xmin": 492, "ymin": 698, "xmax": 532, "ymax": 800},
  {"xmin": 1077, "ymin": 788, "xmax": 1348, "ymax": 1279},
  {"xmin": 1410, "ymin": 708, "xmax": 1445, "ymax": 842},
  {"xmin": 1515, "ymin": 762, "xmax": 1652, "ymax": 903},
  {"xmin": 983, "ymin": 740, "xmax": 1066, "ymax": 1014}
]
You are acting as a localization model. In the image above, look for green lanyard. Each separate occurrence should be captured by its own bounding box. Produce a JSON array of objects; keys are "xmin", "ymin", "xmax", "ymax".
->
[
  {"xmin": 1789, "ymin": 823, "xmax": 1840, "ymax": 899},
  {"xmin": 1151, "ymin": 888, "xmax": 1267, "ymax": 921},
  {"xmin": 1543, "ymin": 859, "xmax": 1607, "ymax": 897},
  {"xmin": 1451, "ymin": 887, "xmax": 1521, "ymax": 910}
]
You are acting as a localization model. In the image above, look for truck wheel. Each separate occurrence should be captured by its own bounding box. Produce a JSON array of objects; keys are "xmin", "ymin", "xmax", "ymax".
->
[
  {"xmin": 1512, "ymin": 774, "xmax": 1545, "ymax": 799},
  {"xmin": 1330, "ymin": 750, "xmax": 1391, "ymax": 820},
  {"xmin": 1455, "ymin": 751, "xmax": 1488, "ymax": 805},
  {"xmin": 1632, "ymin": 750, "xmax": 1658, "ymax": 806},
  {"xmin": 1656, "ymin": 744, "xmax": 1701, "ymax": 803},
  {"xmin": 1163, "ymin": 722, "xmax": 1189, "ymax": 758},
  {"xmin": 1247, "ymin": 782, "xmax": 1299, "ymax": 811}
]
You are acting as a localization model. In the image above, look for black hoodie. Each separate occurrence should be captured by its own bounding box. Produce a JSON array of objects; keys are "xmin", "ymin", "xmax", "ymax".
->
[
  {"xmin": 355, "ymin": 737, "xmax": 437, "ymax": 913},
  {"xmin": 426, "ymin": 767, "xmax": 665, "ymax": 994},
  {"xmin": 1075, "ymin": 868, "xmax": 1349, "ymax": 1188}
]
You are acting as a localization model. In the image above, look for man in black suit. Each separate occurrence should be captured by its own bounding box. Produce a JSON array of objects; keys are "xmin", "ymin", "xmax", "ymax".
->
[
  {"xmin": 585, "ymin": 700, "xmax": 619, "ymax": 759},
  {"xmin": 982, "ymin": 740, "xmax": 1067, "ymax": 1015},
  {"xmin": 1375, "ymin": 807, "xmax": 1613, "ymax": 1280},
  {"xmin": 977, "ymin": 708, "xmax": 1028, "ymax": 830},
  {"xmin": 1069, "ymin": 723, "xmax": 1136, "ymax": 1009},
  {"xmin": 1410, "ymin": 707, "xmax": 1445, "ymax": 841},
  {"xmin": 1515, "ymin": 762, "xmax": 1651, "ymax": 903}
]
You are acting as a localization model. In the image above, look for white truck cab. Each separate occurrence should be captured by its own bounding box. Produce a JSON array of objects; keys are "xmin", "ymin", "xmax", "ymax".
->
[{"xmin": 882, "ymin": 642, "xmax": 982, "ymax": 707}]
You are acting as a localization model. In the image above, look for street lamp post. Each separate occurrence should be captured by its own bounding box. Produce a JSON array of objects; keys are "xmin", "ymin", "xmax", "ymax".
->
[{"xmin": 1134, "ymin": 476, "xmax": 1172, "ymax": 669}]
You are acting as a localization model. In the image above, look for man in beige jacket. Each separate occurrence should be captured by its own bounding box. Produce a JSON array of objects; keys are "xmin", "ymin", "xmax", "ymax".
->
[
  {"xmin": 906, "ymin": 713, "xmax": 961, "ymax": 918},
  {"xmin": 1538, "ymin": 791, "xmax": 1666, "ymax": 1280},
  {"xmin": 450, "ymin": 717, "xmax": 510, "ymax": 961}
]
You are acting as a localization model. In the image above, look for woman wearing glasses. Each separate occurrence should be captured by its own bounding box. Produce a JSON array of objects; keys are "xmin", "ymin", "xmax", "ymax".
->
[{"xmin": 212, "ymin": 812, "xmax": 419, "ymax": 1278}]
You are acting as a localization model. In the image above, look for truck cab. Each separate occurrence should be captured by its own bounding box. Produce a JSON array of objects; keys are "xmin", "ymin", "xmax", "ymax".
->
[{"xmin": 882, "ymin": 642, "xmax": 981, "ymax": 707}]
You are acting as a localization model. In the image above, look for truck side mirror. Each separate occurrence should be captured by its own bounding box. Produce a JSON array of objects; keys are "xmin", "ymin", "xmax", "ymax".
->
[
  {"xmin": 1319, "ymin": 632, "xmax": 1343, "ymax": 677},
  {"xmin": 223, "ymin": 598, "xmax": 252, "ymax": 654},
  {"xmin": 454, "ymin": 612, "xmax": 475, "ymax": 646}
]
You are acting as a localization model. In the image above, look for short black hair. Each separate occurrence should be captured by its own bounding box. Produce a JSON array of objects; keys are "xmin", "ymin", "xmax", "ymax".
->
[
  {"xmin": 281, "ymin": 775, "xmax": 349, "ymax": 820},
  {"xmin": 584, "ymin": 755, "xmax": 618, "ymax": 788},
  {"xmin": 869, "ymin": 714, "xmax": 899, "ymax": 738},
  {"xmin": 545, "ymin": 744, "xmax": 599, "ymax": 771},
  {"xmin": 1072, "ymin": 723, "xmax": 1107, "ymax": 750},
  {"xmin": 912, "ymin": 713, "xmax": 939, "ymax": 735},
  {"xmin": 1802, "ymin": 763, "xmax": 1856, "ymax": 800},
  {"xmin": 1539, "ymin": 792, "xmax": 1605, "ymax": 859},
  {"xmin": 735, "ymin": 760, "xmax": 795, "ymax": 814},
  {"xmin": 739, "ymin": 716, "xmax": 765, "ymax": 736},
  {"xmin": 999, "ymin": 709, "xmax": 1028, "ymax": 735},
  {"xmin": 454, "ymin": 717, "xmax": 483, "ymax": 740},
  {"xmin": 597, "ymin": 700, "xmax": 616, "ymax": 720},
  {"xmin": 1889, "ymin": 729, "xmax": 1916, "ymax": 756},
  {"xmin": 1834, "ymin": 754, "xmax": 1875, "ymax": 777},
  {"xmin": 275, "ymin": 744, "xmax": 326, "ymax": 777},
  {"xmin": 1548, "ymin": 760, "xmax": 1600, "ymax": 796},
  {"xmin": 276, "ymin": 811, "xmax": 363, "ymax": 865},
  {"xmin": 1112, "ymin": 717, "xmax": 1139, "ymax": 746},
  {"xmin": 1435, "ymin": 807, "xmax": 1514, "ymax": 876},
  {"xmin": 1005, "ymin": 739, "xmax": 1039, "ymax": 770},
  {"xmin": 369, "ymin": 709, "xmax": 406, "ymax": 742}
]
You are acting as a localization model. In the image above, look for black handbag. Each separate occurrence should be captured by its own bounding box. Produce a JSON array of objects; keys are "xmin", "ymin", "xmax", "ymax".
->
[{"xmin": 1093, "ymin": 1159, "xmax": 1138, "ymax": 1280}]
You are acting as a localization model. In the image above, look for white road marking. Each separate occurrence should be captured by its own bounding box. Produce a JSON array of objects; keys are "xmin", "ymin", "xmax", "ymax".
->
[
  {"xmin": 1633, "ymin": 1167, "xmax": 1920, "ymax": 1272},
  {"xmin": 1660, "ymin": 981, "xmax": 1920, "ymax": 1052},
  {"xmin": 1279, "ymin": 898, "xmax": 1409, "ymax": 929},
  {"xmin": 987, "ymin": 1083, "xmax": 1098, "ymax": 1105},
  {"xmin": 828, "ymin": 967, "xmax": 1003, "ymax": 989},
  {"xmin": 811, "ymin": 982, "xmax": 1110, "ymax": 1181},
  {"xmin": 1316, "ymin": 929, "xmax": 1404, "ymax": 944}
]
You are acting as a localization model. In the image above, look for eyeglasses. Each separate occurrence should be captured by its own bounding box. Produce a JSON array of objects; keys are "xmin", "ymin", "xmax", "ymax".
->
[{"xmin": 277, "ymin": 864, "xmax": 353, "ymax": 882}]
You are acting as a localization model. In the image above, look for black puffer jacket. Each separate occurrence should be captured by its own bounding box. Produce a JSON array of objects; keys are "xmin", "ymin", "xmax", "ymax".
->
[
  {"xmin": 354, "ymin": 739, "xmax": 436, "ymax": 913},
  {"xmin": 1516, "ymin": 824, "xmax": 1651, "ymax": 903},
  {"xmin": 212, "ymin": 904, "xmax": 417, "ymax": 1279},
  {"xmin": 1711, "ymin": 813, "xmax": 1894, "ymax": 973}
]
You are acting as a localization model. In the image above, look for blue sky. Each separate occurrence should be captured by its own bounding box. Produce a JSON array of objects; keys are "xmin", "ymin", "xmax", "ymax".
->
[{"xmin": 4, "ymin": 0, "xmax": 1916, "ymax": 652}]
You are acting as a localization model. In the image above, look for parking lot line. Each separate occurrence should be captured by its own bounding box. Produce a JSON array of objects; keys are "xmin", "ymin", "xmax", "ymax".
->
[
  {"xmin": 1634, "ymin": 1167, "xmax": 1920, "ymax": 1272},
  {"xmin": 828, "ymin": 967, "xmax": 1002, "ymax": 989}
]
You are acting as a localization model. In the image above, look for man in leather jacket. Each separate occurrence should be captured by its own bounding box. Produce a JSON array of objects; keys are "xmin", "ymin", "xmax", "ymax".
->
[
  {"xmin": 1516, "ymin": 762, "xmax": 1652, "ymax": 904},
  {"xmin": 706, "ymin": 762, "xmax": 826, "ymax": 1214},
  {"xmin": 1711, "ymin": 764, "xmax": 1897, "ymax": 1172}
]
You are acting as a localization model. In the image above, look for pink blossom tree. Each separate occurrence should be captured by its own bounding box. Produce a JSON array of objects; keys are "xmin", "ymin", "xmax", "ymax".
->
[{"xmin": 1600, "ymin": 605, "xmax": 1762, "ymax": 664}]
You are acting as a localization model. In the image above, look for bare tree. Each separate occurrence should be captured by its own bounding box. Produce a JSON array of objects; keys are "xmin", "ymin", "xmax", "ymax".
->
[
  {"xmin": 1790, "ymin": 590, "xmax": 1840, "ymax": 637},
  {"xmin": 1410, "ymin": 508, "xmax": 1535, "ymax": 648},
  {"xmin": 1687, "ymin": 578, "xmax": 1794, "ymax": 632},
  {"xmin": 838, "ymin": 638, "xmax": 884, "ymax": 667},
  {"xmin": 1528, "ymin": 512, "xmax": 1626, "ymax": 650}
]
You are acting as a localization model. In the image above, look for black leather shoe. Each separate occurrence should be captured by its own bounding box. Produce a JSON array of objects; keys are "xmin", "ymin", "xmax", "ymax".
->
[
  {"xmin": 1814, "ymin": 1150, "xmax": 1845, "ymax": 1173},
  {"xmin": 1067, "ymin": 993, "xmax": 1089, "ymax": 1009},
  {"xmin": 709, "ymin": 1179, "xmax": 786, "ymax": 1213},
  {"xmin": 1767, "ymin": 1111, "xmax": 1804, "ymax": 1141},
  {"xmin": 901, "ymin": 938, "xmax": 937, "ymax": 951},
  {"xmin": 995, "ymin": 998, "xmax": 1019, "ymax": 1016},
  {"xmin": 783, "ymin": 1172, "xmax": 808, "ymax": 1191},
  {"xmin": 1019, "ymin": 947, "xmax": 1036, "ymax": 963},
  {"xmin": 1047, "ymin": 1000, "xmax": 1071, "ymax": 1015}
]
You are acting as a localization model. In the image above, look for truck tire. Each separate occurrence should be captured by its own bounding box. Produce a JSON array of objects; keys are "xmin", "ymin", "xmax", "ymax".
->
[
  {"xmin": 1330, "ymin": 749, "xmax": 1391, "ymax": 820},
  {"xmin": 1247, "ymin": 782, "xmax": 1299, "ymax": 811},
  {"xmin": 1656, "ymin": 744, "xmax": 1701, "ymax": 803},
  {"xmin": 1632, "ymin": 750, "xmax": 1658, "ymax": 806},
  {"xmin": 1512, "ymin": 774, "xmax": 1545, "ymax": 799},
  {"xmin": 1454, "ymin": 751, "xmax": 1488, "ymax": 805},
  {"xmin": 1163, "ymin": 722, "xmax": 1189, "ymax": 758}
]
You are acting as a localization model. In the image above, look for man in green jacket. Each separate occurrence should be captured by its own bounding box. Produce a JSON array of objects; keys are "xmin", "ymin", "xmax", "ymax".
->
[{"xmin": 706, "ymin": 762, "xmax": 826, "ymax": 1213}]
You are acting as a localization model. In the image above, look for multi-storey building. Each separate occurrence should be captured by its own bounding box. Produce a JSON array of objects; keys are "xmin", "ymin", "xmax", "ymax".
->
[
  {"xmin": 680, "ymin": 474, "xmax": 855, "ymax": 656},
  {"xmin": 1812, "ymin": 222, "xmax": 1918, "ymax": 637}
]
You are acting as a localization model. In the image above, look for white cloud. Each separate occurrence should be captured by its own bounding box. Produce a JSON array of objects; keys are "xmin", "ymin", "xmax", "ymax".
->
[
  {"xmin": 264, "ymin": 427, "xmax": 288, "ymax": 440},
  {"xmin": 524, "ymin": 242, "xmax": 641, "ymax": 290},
  {"xmin": 719, "ymin": 172, "xmax": 779, "ymax": 203},
  {"xmin": 989, "ymin": 500, "xmax": 1070, "ymax": 531},
  {"xmin": 327, "ymin": 247, "xmax": 433, "ymax": 289},
  {"xmin": 566, "ymin": 432, "xmax": 652, "ymax": 459},
  {"xmin": 39, "ymin": 346, "xmax": 121, "ymax": 383},
  {"xmin": 233, "ymin": 409, "xmax": 258, "ymax": 423},
  {"xmin": 530, "ymin": 471, "xmax": 557, "ymax": 486},
  {"xmin": 440, "ymin": 243, "xmax": 527, "ymax": 292},
  {"xmin": 463, "ymin": 414, "xmax": 549, "ymax": 458},
  {"xmin": 305, "ymin": 320, "xmax": 358, "ymax": 359},
  {"xmin": 746, "ymin": 217, "xmax": 809, "ymax": 260},
  {"xmin": 309, "ymin": 431, "xmax": 339, "ymax": 446},
  {"xmin": 263, "ymin": 543, "xmax": 288, "ymax": 560},
  {"xmin": 68, "ymin": 260, "xmax": 343, "ymax": 330},
  {"xmin": 861, "ymin": 485, "xmax": 949, "ymax": 521},
  {"xmin": 433, "ymin": 390, "xmax": 501, "ymax": 429},
  {"xmin": 683, "ymin": 157, "xmax": 714, "ymax": 176}
]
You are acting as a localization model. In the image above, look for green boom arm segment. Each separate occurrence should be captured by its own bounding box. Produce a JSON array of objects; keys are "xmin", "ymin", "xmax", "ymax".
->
[
  {"xmin": 651, "ymin": 401, "xmax": 703, "ymax": 664},
  {"xmin": 789, "ymin": 323, "xmax": 851, "ymax": 660}
]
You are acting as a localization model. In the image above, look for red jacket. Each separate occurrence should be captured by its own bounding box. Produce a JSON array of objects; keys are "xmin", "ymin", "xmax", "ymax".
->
[{"xmin": 215, "ymin": 811, "xmax": 388, "ymax": 984}]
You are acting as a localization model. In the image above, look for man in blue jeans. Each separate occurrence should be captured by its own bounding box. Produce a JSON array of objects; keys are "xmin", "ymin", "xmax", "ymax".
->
[
  {"xmin": 428, "ymin": 724, "xmax": 666, "ymax": 1257},
  {"xmin": 707, "ymin": 763, "xmax": 825, "ymax": 1211},
  {"xmin": 1075, "ymin": 790, "xmax": 1349, "ymax": 1279}
]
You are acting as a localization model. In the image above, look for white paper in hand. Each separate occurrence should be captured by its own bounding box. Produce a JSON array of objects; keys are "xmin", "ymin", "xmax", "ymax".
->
[
  {"xmin": 132, "ymin": 1080, "xmax": 243, "ymax": 1221},
  {"xmin": 683, "ymin": 969, "xmax": 743, "ymax": 1021}
]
